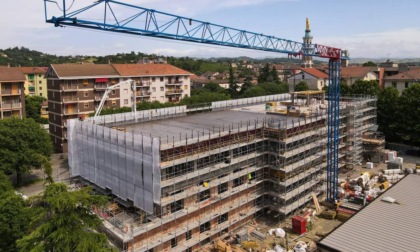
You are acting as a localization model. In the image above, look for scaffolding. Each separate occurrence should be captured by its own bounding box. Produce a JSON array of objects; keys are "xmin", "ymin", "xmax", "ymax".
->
[
  {"xmin": 67, "ymin": 93, "xmax": 378, "ymax": 252},
  {"xmin": 341, "ymin": 95, "xmax": 378, "ymax": 171}
]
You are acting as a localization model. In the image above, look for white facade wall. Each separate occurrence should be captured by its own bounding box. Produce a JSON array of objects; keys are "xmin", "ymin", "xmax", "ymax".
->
[
  {"xmin": 344, "ymin": 72, "xmax": 378, "ymax": 86},
  {"xmin": 287, "ymin": 72, "xmax": 327, "ymax": 92},
  {"xmin": 118, "ymin": 75, "xmax": 191, "ymax": 104},
  {"xmin": 384, "ymin": 80, "xmax": 413, "ymax": 95},
  {"xmin": 119, "ymin": 81, "xmax": 133, "ymax": 108}
]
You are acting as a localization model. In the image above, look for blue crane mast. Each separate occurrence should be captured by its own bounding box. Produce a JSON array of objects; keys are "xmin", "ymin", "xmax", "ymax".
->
[{"xmin": 44, "ymin": 0, "xmax": 346, "ymax": 203}]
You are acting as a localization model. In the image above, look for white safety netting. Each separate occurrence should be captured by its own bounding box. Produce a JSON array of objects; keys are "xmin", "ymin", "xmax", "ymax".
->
[
  {"xmin": 85, "ymin": 106, "xmax": 187, "ymax": 125},
  {"xmin": 68, "ymin": 120, "xmax": 160, "ymax": 213},
  {"xmin": 211, "ymin": 94, "xmax": 291, "ymax": 110}
]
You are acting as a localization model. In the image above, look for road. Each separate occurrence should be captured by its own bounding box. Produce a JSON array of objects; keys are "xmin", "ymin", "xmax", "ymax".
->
[{"xmin": 18, "ymin": 153, "xmax": 70, "ymax": 197}]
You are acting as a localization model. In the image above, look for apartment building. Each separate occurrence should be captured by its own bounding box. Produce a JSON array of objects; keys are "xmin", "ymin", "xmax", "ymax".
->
[
  {"xmin": 384, "ymin": 68, "xmax": 420, "ymax": 94},
  {"xmin": 111, "ymin": 64, "xmax": 191, "ymax": 105},
  {"xmin": 0, "ymin": 67, "xmax": 26, "ymax": 119},
  {"xmin": 67, "ymin": 92, "xmax": 377, "ymax": 252},
  {"xmin": 16, "ymin": 67, "xmax": 48, "ymax": 98},
  {"xmin": 46, "ymin": 63, "xmax": 192, "ymax": 152},
  {"xmin": 46, "ymin": 64, "xmax": 121, "ymax": 152}
]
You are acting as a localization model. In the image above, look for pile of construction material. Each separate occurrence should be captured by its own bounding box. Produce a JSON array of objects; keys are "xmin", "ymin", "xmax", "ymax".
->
[
  {"xmin": 382, "ymin": 149, "xmax": 398, "ymax": 162},
  {"xmin": 337, "ymin": 172, "xmax": 386, "ymax": 219}
]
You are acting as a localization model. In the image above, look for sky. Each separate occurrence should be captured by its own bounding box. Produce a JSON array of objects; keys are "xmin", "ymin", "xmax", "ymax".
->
[{"xmin": 1, "ymin": 0, "xmax": 419, "ymax": 59}]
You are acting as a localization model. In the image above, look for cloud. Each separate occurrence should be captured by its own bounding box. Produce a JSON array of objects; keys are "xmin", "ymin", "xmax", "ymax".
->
[{"xmin": 317, "ymin": 28, "xmax": 420, "ymax": 58}]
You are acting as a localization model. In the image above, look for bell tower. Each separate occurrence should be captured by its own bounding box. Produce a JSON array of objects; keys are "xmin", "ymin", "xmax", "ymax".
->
[{"xmin": 302, "ymin": 18, "xmax": 313, "ymax": 68}]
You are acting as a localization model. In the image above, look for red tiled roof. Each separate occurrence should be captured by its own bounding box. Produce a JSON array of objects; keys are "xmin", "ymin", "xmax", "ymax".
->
[
  {"xmin": 50, "ymin": 64, "xmax": 120, "ymax": 78},
  {"xmin": 384, "ymin": 68, "xmax": 420, "ymax": 81},
  {"xmin": 341, "ymin": 66, "xmax": 377, "ymax": 78},
  {"xmin": 15, "ymin": 67, "xmax": 48, "ymax": 74},
  {"xmin": 111, "ymin": 64, "xmax": 192, "ymax": 76},
  {"xmin": 0, "ymin": 67, "xmax": 26, "ymax": 82},
  {"xmin": 190, "ymin": 74, "xmax": 199, "ymax": 80},
  {"xmin": 300, "ymin": 68, "xmax": 328, "ymax": 79}
]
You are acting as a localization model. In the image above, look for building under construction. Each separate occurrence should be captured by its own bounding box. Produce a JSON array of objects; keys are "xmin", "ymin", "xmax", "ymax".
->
[{"xmin": 67, "ymin": 91, "xmax": 378, "ymax": 252}]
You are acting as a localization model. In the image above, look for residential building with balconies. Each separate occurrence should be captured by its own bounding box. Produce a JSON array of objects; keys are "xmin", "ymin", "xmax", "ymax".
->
[
  {"xmin": 0, "ymin": 67, "xmax": 26, "ymax": 119},
  {"xmin": 16, "ymin": 67, "xmax": 48, "ymax": 98},
  {"xmin": 45, "ymin": 64, "xmax": 121, "ymax": 152},
  {"xmin": 46, "ymin": 63, "xmax": 192, "ymax": 152},
  {"xmin": 111, "ymin": 64, "xmax": 192, "ymax": 104}
]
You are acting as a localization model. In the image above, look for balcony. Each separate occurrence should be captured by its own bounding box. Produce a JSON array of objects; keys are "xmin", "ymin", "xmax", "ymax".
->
[
  {"xmin": 1, "ymin": 102, "xmax": 22, "ymax": 110},
  {"xmin": 165, "ymin": 80, "xmax": 183, "ymax": 86},
  {"xmin": 139, "ymin": 81, "xmax": 151, "ymax": 87},
  {"xmin": 63, "ymin": 108, "xmax": 80, "ymax": 115},
  {"xmin": 166, "ymin": 89, "xmax": 183, "ymax": 95},
  {"xmin": 62, "ymin": 85, "xmax": 79, "ymax": 92},
  {"xmin": 95, "ymin": 95, "xmax": 109, "ymax": 102},
  {"xmin": 1, "ymin": 89, "xmax": 21, "ymax": 96},
  {"xmin": 94, "ymin": 84, "xmax": 109, "ymax": 90},
  {"xmin": 62, "ymin": 97, "xmax": 79, "ymax": 103},
  {"xmin": 136, "ymin": 91, "xmax": 151, "ymax": 97}
]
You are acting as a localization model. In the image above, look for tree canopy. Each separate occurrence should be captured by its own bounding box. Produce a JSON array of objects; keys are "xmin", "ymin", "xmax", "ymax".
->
[
  {"xmin": 377, "ymin": 87, "xmax": 400, "ymax": 142},
  {"xmin": 17, "ymin": 183, "xmax": 111, "ymax": 252},
  {"xmin": 228, "ymin": 65, "xmax": 239, "ymax": 98},
  {"xmin": 180, "ymin": 91, "xmax": 231, "ymax": 106},
  {"xmin": 294, "ymin": 81, "xmax": 309, "ymax": 92},
  {"xmin": 350, "ymin": 80, "xmax": 381, "ymax": 96},
  {"xmin": 25, "ymin": 96, "xmax": 48, "ymax": 124},
  {"xmin": 362, "ymin": 61, "xmax": 377, "ymax": 67},
  {"xmin": 398, "ymin": 83, "xmax": 420, "ymax": 146},
  {"xmin": 241, "ymin": 86, "xmax": 267, "ymax": 98},
  {"xmin": 0, "ymin": 171, "xmax": 31, "ymax": 252},
  {"xmin": 0, "ymin": 117, "xmax": 53, "ymax": 186}
]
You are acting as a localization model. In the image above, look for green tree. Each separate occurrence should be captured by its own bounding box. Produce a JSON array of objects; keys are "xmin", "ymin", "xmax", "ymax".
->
[
  {"xmin": 257, "ymin": 63, "xmax": 271, "ymax": 84},
  {"xmin": 377, "ymin": 87, "xmax": 400, "ymax": 142},
  {"xmin": 180, "ymin": 92, "xmax": 231, "ymax": 106},
  {"xmin": 260, "ymin": 82, "xmax": 288, "ymax": 95},
  {"xmin": 0, "ymin": 170, "xmax": 13, "ymax": 192},
  {"xmin": 0, "ymin": 171, "xmax": 31, "ymax": 252},
  {"xmin": 270, "ymin": 66, "xmax": 281, "ymax": 84},
  {"xmin": 203, "ymin": 82, "xmax": 226, "ymax": 94},
  {"xmin": 25, "ymin": 96, "xmax": 48, "ymax": 124},
  {"xmin": 398, "ymin": 83, "xmax": 420, "ymax": 146},
  {"xmin": 350, "ymin": 80, "xmax": 381, "ymax": 96},
  {"xmin": 90, "ymin": 106, "xmax": 132, "ymax": 117},
  {"xmin": 242, "ymin": 86, "xmax": 267, "ymax": 98},
  {"xmin": 362, "ymin": 61, "xmax": 377, "ymax": 67},
  {"xmin": 294, "ymin": 81, "xmax": 309, "ymax": 92},
  {"xmin": 0, "ymin": 117, "xmax": 53, "ymax": 186},
  {"xmin": 228, "ymin": 65, "xmax": 239, "ymax": 98},
  {"xmin": 340, "ymin": 83, "xmax": 352, "ymax": 96},
  {"xmin": 240, "ymin": 77, "xmax": 253, "ymax": 95},
  {"xmin": 17, "ymin": 183, "xmax": 111, "ymax": 252}
]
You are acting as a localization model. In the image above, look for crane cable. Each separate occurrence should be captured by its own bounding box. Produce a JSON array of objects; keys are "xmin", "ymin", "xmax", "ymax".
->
[{"xmin": 53, "ymin": 0, "xmax": 76, "ymax": 12}]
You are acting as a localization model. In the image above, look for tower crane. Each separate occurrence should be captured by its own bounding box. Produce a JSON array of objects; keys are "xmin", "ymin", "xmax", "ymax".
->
[{"xmin": 44, "ymin": 0, "xmax": 347, "ymax": 203}]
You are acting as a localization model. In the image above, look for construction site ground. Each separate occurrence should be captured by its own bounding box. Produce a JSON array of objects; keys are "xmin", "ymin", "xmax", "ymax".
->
[
  {"xmin": 205, "ymin": 202, "xmax": 341, "ymax": 252},
  {"xmin": 206, "ymin": 155, "xmax": 419, "ymax": 252}
]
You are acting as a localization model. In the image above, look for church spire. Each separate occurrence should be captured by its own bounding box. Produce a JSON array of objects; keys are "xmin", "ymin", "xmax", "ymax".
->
[
  {"xmin": 302, "ymin": 18, "xmax": 313, "ymax": 68},
  {"xmin": 306, "ymin": 17, "xmax": 310, "ymax": 31}
]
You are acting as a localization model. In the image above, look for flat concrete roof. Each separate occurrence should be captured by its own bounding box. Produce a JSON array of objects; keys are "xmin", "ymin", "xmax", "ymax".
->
[{"xmin": 122, "ymin": 109, "xmax": 282, "ymax": 140}]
